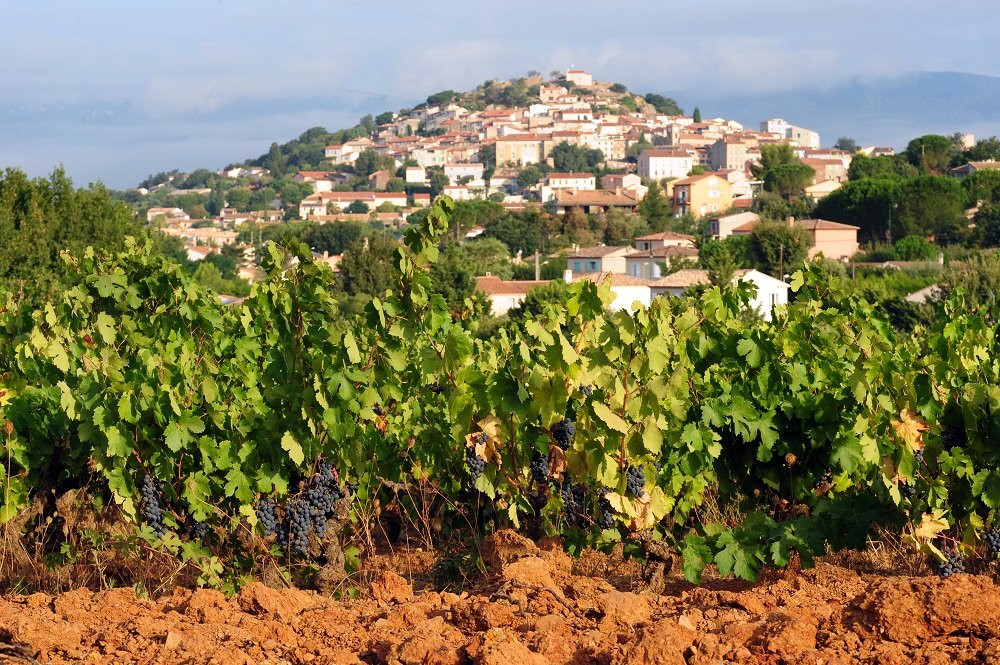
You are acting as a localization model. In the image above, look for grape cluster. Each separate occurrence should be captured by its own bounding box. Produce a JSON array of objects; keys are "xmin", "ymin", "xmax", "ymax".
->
[
  {"xmin": 285, "ymin": 500, "xmax": 312, "ymax": 555},
  {"xmin": 467, "ymin": 441, "xmax": 486, "ymax": 480},
  {"xmin": 559, "ymin": 481, "xmax": 586, "ymax": 523},
  {"xmin": 346, "ymin": 481, "xmax": 358, "ymax": 496},
  {"xmin": 597, "ymin": 492, "xmax": 615, "ymax": 529},
  {"xmin": 984, "ymin": 529, "xmax": 1000, "ymax": 561},
  {"xmin": 304, "ymin": 459, "xmax": 343, "ymax": 540},
  {"xmin": 625, "ymin": 465, "xmax": 645, "ymax": 498},
  {"xmin": 813, "ymin": 468, "xmax": 834, "ymax": 490},
  {"xmin": 914, "ymin": 449, "xmax": 925, "ymax": 466},
  {"xmin": 139, "ymin": 474, "xmax": 167, "ymax": 537},
  {"xmin": 256, "ymin": 497, "xmax": 280, "ymax": 537},
  {"xmin": 941, "ymin": 425, "xmax": 966, "ymax": 447},
  {"xmin": 552, "ymin": 418, "xmax": 576, "ymax": 450},
  {"xmin": 900, "ymin": 482, "xmax": 916, "ymax": 499},
  {"xmin": 429, "ymin": 383, "xmax": 444, "ymax": 394},
  {"xmin": 934, "ymin": 547, "xmax": 965, "ymax": 578},
  {"xmin": 580, "ymin": 385, "xmax": 593, "ymax": 396},
  {"xmin": 529, "ymin": 450, "xmax": 549, "ymax": 484},
  {"xmin": 191, "ymin": 521, "xmax": 209, "ymax": 541}
]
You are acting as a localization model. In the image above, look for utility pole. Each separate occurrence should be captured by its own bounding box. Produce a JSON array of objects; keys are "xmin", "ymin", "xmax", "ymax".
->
[
  {"xmin": 535, "ymin": 251, "xmax": 540, "ymax": 280},
  {"xmin": 778, "ymin": 243, "xmax": 784, "ymax": 280}
]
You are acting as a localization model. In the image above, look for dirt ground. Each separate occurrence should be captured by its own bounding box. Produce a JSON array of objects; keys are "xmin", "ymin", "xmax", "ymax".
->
[{"xmin": 1, "ymin": 532, "xmax": 998, "ymax": 665}]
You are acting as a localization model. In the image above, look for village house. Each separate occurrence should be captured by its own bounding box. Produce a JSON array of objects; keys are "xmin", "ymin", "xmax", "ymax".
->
[
  {"xmin": 633, "ymin": 231, "xmax": 696, "ymax": 251},
  {"xmin": 495, "ymin": 134, "xmax": 547, "ymax": 165},
  {"xmin": 951, "ymin": 160, "xmax": 1000, "ymax": 179},
  {"xmin": 670, "ymin": 173, "xmax": 734, "ymax": 217},
  {"xmin": 709, "ymin": 211, "xmax": 760, "ymax": 239},
  {"xmin": 760, "ymin": 118, "xmax": 820, "ymax": 148},
  {"xmin": 298, "ymin": 191, "xmax": 410, "ymax": 218},
  {"xmin": 601, "ymin": 173, "xmax": 647, "ymax": 199},
  {"xmin": 554, "ymin": 189, "xmax": 639, "ymax": 215},
  {"xmin": 565, "ymin": 69, "xmax": 594, "ymax": 87},
  {"xmin": 624, "ymin": 245, "xmax": 699, "ymax": 278},
  {"xmin": 405, "ymin": 166, "xmax": 427, "ymax": 184},
  {"xmin": 729, "ymin": 217, "xmax": 860, "ymax": 260},
  {"xmin": 444, "ymin": 163, "xmax": 486, "ymax": 187},
  {"xmin": 476, "ymin": 275, "xmax": 551, "ymax": 315},
  {"xmin": 146, "ymin": 207, "xmax": 189, "ymax": 224},
  {"xmin": 540, "ymin": 172, "xmax": 596, "ymax": 201},
  {"xmin": 567, "ymin": 245, "xmax": 631, "ymax": 274},
  {"xmin": 638, "ymin": 149, "xmax": 695, "ymax": 181},
  {"xmin": 649, "ymin": 269, "xmax": 789, "ymax": 321}
]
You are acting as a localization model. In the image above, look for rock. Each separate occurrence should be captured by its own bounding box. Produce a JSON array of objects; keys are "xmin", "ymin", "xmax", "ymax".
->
[
  {"xmin": 501, "ymin": 557, "xmax": 564, "ymax": 599},
  {"xmin": 371, "ymin": 571, "xmax": 413, "ymax": 606},
  {"xmin": 384, "ymin": 616, "xmax": 466, "ymax": 665},
  {"xmin": 164, "ymin": 630, "xmax": 182, "ymax": 650},
  {"xmin": 478, "ymin": 629, "xmax": 548, "ymax": 665},
  {"xmin": 596, "ymin": 591, "xmax": 651, "ymax": 628},
  {"xmin": 236, "ymin": 582, "xmax": 316, "ymax": 620},
  {"xmin": 614, "ymin": 619, "xmax": 695, "ymax": 665},
  {"xmin": 750, "ymin": 611, "xmax": 818, "ymax": 654},
  {"xmin": 481, "ymin": 529, "xmax": 540, "ymax": 571}
]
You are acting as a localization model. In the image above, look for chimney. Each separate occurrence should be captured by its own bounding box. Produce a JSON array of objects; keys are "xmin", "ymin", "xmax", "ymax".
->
[
  {"xmin": 323, "ymin": 251, "xmax": 329, "ymax": 259},
  {"xmin": 563, "ymin": 269, "xmax": 573, "ymax": 282},
  {"xmin": 616, "ymin": 186, "xmax": 622, "ymax": 196}
]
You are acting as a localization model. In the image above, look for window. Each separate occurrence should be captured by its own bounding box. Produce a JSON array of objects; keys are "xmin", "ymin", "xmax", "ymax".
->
[
  {"xmin": 573, "ymin": 261, "xmax": 582, "ymax": 271},
  {"xmin": 589, "ymin": 261, "xmax": 598, "ymax": 271}
]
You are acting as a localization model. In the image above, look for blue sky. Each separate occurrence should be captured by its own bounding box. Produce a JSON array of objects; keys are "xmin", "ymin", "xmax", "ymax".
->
[{"xmin": 2, "ymin": 0, "xmax": 999, "ymax": 188}]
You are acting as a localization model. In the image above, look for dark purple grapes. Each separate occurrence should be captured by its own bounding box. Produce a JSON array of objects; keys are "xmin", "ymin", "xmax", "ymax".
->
[
  {"xmin": 552, "ymin": 418, "xmax": 575, "ymax": 450},
  {"xmin": 466, "ymin": 445, "xmax": 486, "ymax": 480},
  {"xmin": 984, "ymin": 529, "xmax": 1000, "ymax": 560},
  {"xmin": 934, "ymin": 547, "xmax": 965, "ymax": 578},
  {"xmin": 139, "ymin": 473, "xmax": 166, "ymax": 537},
  {"xmin": 191, "ymin": 521, "xmax": 209, "ymax": 541},
  {"xmin": 559, "ymin": 481, "xmax": 586, "ymax": 523},
  {"xmin": 255, "ymin": 497, "xmax": 280, "ymax": 537},
  {"xmin": 529, "ymin": 449, "xmax": 549, "ymax": 484},
  {"xmin": 286, "ymin": 500, "xmax": 311, "ymax": 555},
  {"xmin": 597, "ymin": 492, "xmax": 615, "ymax": 529},
  {"xmin": 580, "ymin": 385, "xmax": 593, "ymax": 396},
  {"xmin": 625, "ymin": 465, "xmax": 645, "ymax": 498},
  {"xmin": 914, "ymin": 449, "xmax": 925, "ymax": 466}
]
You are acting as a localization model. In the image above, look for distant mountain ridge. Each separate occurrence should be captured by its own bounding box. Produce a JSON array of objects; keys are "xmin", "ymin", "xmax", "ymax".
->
[{"xmin": 673, "ymin": 71, "xmax": 1000, "ymax": 148}]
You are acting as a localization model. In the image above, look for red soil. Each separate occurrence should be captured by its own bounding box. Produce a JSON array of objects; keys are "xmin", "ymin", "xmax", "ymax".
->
[{"xmin": 1, "ymin": 534, "xmax": 998, "ymax": 664}]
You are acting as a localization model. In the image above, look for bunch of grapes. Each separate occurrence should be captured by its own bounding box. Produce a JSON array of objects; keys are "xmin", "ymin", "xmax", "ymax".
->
[
  {"xmin": 346, "ymin": 481, "xmax": 358, "ymax": 497},
  {"xmin": 941, "ymin": 424, "xmax": 965, "ymax": 447},
  {"xmin": 597, "ymin": 492, "xmax": 615, "ymax": 529},
  {"xmin": 580, "ymin": 385, "xmax": 593, "ymax": 396},
  {"xmin": 899, "ymin": 482, "xmax": 916, "ymax": 500},
  {"xmin": 304, "ymin": 460, "xmax": 343, "ymax": 540},
  {"xmin": 559, "ymin": 481, "xmax": 586, "ymax": 523},
  {"xmin": 625, "ymin": 465, "xmax": 645, "ymax": 498},
  {"xmin": 429, "ymin": 383, "xmax": 444, "ymax": 394},
  {"xmin": 191, "ymin": 521, "xmax": 209, "ymax": 541},
  {"xmin": 285, "ymin": 500, "xmax": 312, "ymax": 555},
  {"xmin": 934, "ymin": 547, "xmax": 965, "ymax": 578},
  {"xmin": 984, "ymin": 528, "xmax": 1000, "ymax": 561},
  {"xmin": 255, "ymin": 497, "xmax": 280, "ymax": 537},
  {"xmin": 813, "ymin": 468, "xmax": 834, "ymax": 490},
  {"xmin": 914, "ymin": 449, "xmax": 925, "ymax": 466},
  {"xmin": 552, "ymin": 418, "xmax": 576, "ymax": 450},
  {"xmin": 529, "ymin": 449, "xmax": 550, "ymax": 484},
  {"xmin": 139, "ymin": 474, "xmax": 167, "ymax": 537},
  {"xmin": 467, "ymin": 440, "xmax": 486, "ymax": 480}
]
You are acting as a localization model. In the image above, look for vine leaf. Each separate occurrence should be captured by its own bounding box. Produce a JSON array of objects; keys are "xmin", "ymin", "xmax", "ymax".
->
[
  {"xmin": 892, "ymin": 408, "xmax": 929, "ymax": 451},
  {"xmin": 280, "ymin": 431, "xmax": 304, "ymax": 465}
]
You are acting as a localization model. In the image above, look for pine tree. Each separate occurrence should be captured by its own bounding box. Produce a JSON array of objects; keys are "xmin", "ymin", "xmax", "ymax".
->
[
  {"xmin": 693, "ymin": 107, "xmax": 702, "ymax": 123},
  {"xmin": 638, "ymin": 181, "xmax": 670, "ymax": 231}
]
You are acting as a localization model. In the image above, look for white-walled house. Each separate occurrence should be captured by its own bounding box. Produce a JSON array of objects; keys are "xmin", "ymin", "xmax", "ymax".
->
[
  {"xmin": 476, "ymin": 276, "xmax": 550, "ymax": 315},
  {"xmin": 638, "ymin": 149, "xmax": 695, "ymax": 181},
  {"xmin": 567, "ymin": 246, "xmax": 631, "ymax": 274},
  {"xmin": 650, "ymin": 268, "xmax": 789, "ymax": 320}
]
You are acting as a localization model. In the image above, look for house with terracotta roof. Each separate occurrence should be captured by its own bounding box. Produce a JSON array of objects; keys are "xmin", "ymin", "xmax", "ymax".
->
[
  {"xmin": 601, "ymin": 173, "xmax": 647, "ymax": 199},
  {"xmin": 638, "ymin": 149, "xmax": 695, "ymax": 181},
  {"xmin": 624, "ymin": 245, "xmax": 699, "ymax": 278},
  {"xmin": 496, "ymin": 134, "xmax": 547, "ymax": 165},
  {"xmin": 633, "ymin": 231, "xmax": 696, "ymax": 251},
  {"xmin": 951, "ymin": 160, "xmax": 1000, "ymax": 179},
  {"xmin": 554, "ymin": 189, "xmax": 639, "ymax": 215},
  {"xmin": 709, "ymin": 211, "xmax": 759, "ymax": 239},
  {"xmin": 567, "ymin": 246, "xmax": 631, "ymax": 274},
  {"xmin": 729, "ymin": 217, "xmax": 860, "ymax": 260},
  {"xmin": 540, "ymin": 172, "xmax": 596, "ymax": 201},
  {"xmin": 649, "ymin": 269, "xmax": 789, "ymax": 321},
  {"xmin": 670, "ymin": 173, "xmax": 733, "ymax": 217},
  {"xmin": 476, "ymin": 275, "xmax": 551, "ymax": 315}
]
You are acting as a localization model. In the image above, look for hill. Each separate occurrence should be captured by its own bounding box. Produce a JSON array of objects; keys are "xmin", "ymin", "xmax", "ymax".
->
[{"xmin": 676, "ymin": 71, "xmax": 1000, "ymax": 147}]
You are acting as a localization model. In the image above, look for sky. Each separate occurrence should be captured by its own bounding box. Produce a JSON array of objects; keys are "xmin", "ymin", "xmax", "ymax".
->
[{"xmin": 2, "ymin": 0, "xmax": 1000, "ymax": 188}]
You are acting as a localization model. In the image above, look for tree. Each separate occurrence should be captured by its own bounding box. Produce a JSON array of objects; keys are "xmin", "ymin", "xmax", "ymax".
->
[
  {"xmin": 962, "ymin": 169, "xmax": 1000, "ymax": 205},
  {"xmin": 698, "ymin": 237, "xmax": 741, "ymax": 286},
  {"xmin": 905, "ymin": 134, "xmax": 955, "ymax": 174},
  {"xmin": 620, "ymin": 96, "xmax": 637, "ymax": 112},
  {"xmin": 752, "ymin": 144, "xmax": 814, "ymax": 202},
  {"xmin": 643, "ymin": 93, "xmax": 682, "ymax": 115},
  {"xmin": 894, "ymin": 175, "xmax": 966, "ymax": 241},
  {"xmin": 603, "ymin": 209, "xmax": 649, "ymax": 245},
  {"xmin": 430, "ymin": 245, "xmax": 480, "ymax": 314},
  {"xmin": 192, "ymin": 262, "xmax": 226, "ymax": 292},
  {"xmin": 266, "ymin": 142, "xmax": 287, "ymax": 177},
  {"xmin": 975, "ymin": 204, "xmax": 1000, "ymax": 247},
  {"xmin": 692, "ymin": 107, "xmax": 702, "ymax": 123},
  {"xmin": 0, "ymin": 168, "xmax": 148, "ymax": 305},
  {"xmin": 961, "ymin": 136, "xmax": 1000, "ymax": 163},
  {"xmin": 426, "ymin": 90, "xmax": 458, "ymax": 106},
  {"xmin": 814, "ymin": 178, "xmax": 901, "ymax": 243},
  {"xmin": 358, "ymin": 114, "xmax": 375, "ymax": 134},
  {"xmin": 550, "ymin": 141, "xmax": 603, "ymax": 173},
  {"xmin": 834, "ymin": 137, "xmax": 858, "ymax": 153},
  {"xmin": 848, "ymin": 154, "xmax": 917, "ymax": 181},
  {"xmin": 353, "ymin": 149, "xmax": 395, "ymax": 178},
  {"xmin": 375, "ymin": 111, "xmax": 395, "ymax": 126},
  {"xmin": 517, "ymin": 165, "xmax": 543, "ymax": 190},
  {"xmin": 303, "ymin": 222, "xmax": 365, "ymax": 255},
  {"xmin": 477, "ymin": 145, "xmax": 497, "ymax": 175},
  {"xmin": 225, "ymin": 187, "xmax": 252, "ymax": 211},
  {"xmin": 638, "ymin": 181, "xmax": 670, "ymax": 231},
  {"xmin": 428, "ymin": 170, "xmax": 449, "ymax": 196},
  {"xmin": 344, "ymin": 200, "xmax": 370, "ymax": 214},
  {"xmin": 610, "ymin": 83, "xmax": 628, "ymax": 94},
  {"xmin": 892, "ymin": 235, "xmax": 937, "ymax": 260},
  {"xmin": 338, "ymin": 233, "xmax": 397, "ymax": 296},
  {"xmin": 747, "ymin": 220, "xmax": 811, "ymax": 277}
]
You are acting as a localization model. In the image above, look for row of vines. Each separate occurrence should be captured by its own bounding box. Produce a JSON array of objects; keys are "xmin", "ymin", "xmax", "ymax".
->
[{"xmin": 1, "ymin": 197, "xmax": 999, "ymax": 589}]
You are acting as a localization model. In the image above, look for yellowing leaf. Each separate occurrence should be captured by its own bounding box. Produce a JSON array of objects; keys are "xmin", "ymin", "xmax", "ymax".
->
[
  {"xmin": 892, "ymin": 408, "xmax": 929, "ymax": 451},
  {"xmin": 913, "ymin": 511, "xmax": 950, "ymax": 541},
  {"xmin": 280, "ymin": 431, "xmax": 304, "ymax": 465},
  {"xmin": 593, "ymin": 401, "xmax": 628, "ymax": 433}
]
